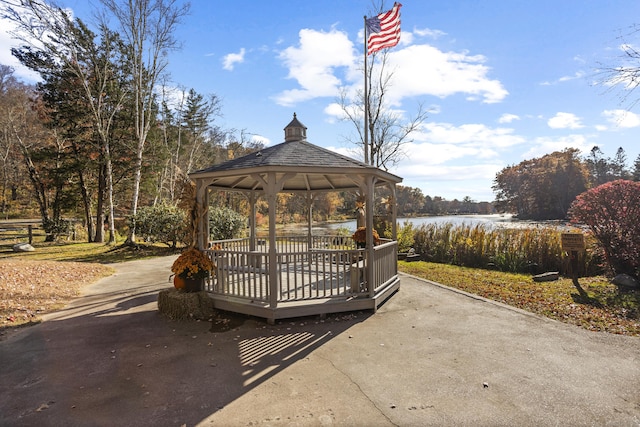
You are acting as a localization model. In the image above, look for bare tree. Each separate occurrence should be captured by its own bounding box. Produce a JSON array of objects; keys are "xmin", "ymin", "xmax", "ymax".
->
[
  {"xmin": 100, "ymin": 0, "xmax": 190, "ymax": 244},
  {"xmin": 597, "ymin": 24, "xmax": 640, "ymax": 110},
  {"xmin": 156, "ymin": 84, "xmax": 222, "ymax": 204},
  {"xmin": 338, "ymin": 49, "xmax": 428, "ymax": 170}
]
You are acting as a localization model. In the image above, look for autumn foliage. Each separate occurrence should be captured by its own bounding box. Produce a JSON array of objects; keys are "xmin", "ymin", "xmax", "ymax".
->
[{"xmin": 568, "ymin": 180, "xmax": 640, "ymax": 279}]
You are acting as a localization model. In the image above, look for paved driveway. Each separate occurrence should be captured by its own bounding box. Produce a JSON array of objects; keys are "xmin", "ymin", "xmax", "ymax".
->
[{"xmin": 1, "ymin": 256, "xmax": 639, "ymax": 426}]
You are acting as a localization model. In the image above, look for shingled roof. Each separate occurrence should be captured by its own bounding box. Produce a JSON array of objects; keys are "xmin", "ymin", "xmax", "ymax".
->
[{"xmin": 189, "ymin": 115, "xmax": 402, "ymax": 193}]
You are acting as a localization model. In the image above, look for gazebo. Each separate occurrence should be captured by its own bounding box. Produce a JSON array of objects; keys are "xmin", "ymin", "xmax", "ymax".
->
[{"xmin": 189, "ymin": 114, "xmax": 403, "ymax": 323}]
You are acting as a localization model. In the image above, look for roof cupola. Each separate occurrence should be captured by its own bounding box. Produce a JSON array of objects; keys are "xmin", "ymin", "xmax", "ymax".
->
[{"xmin": 284, "ymin": 112, "xmax": 307, "ymax": 142}]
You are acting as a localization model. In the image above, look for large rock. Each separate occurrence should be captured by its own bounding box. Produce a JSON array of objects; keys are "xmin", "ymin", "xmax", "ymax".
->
[
  {"xmin": 12, "ymin": 243, "xmax": 35, "ymax": 252},
  {"xmin": 611, "ymin": 274, "xmax": 640, "ymax": 291},
  {"xmin": 532, "ymin": 271, "xmax": 559, "ymax": 282}
]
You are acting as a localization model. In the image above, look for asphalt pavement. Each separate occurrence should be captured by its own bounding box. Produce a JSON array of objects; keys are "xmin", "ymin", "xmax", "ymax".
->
[{"xmin": 0, "ymin": 255, "xmax": 639, "ymax": 427}]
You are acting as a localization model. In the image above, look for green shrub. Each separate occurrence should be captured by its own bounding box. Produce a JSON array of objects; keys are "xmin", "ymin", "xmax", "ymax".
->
[
  {"xmin": 42, "ymin": 218, "xmax": 71, "ymax": 241},
  {"xmin": 130, "ymin": 203, "xmax": 186, "ymax": 248},
  {"xmin": 209, "ymin": 206, "xmax": 247, "ymax": 240},
  {"xmin": 393, "ymin": 221, "xmax": 415, "ymax": 253}
]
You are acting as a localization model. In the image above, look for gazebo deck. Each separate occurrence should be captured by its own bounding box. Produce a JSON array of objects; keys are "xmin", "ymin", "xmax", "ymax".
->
[{"xmin": 203, "ymin": 235, "xmax": 400, "ymax": 323}]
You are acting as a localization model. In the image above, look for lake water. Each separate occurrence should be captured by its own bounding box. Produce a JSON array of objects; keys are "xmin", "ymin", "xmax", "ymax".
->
[
  {"xmin": 273, "ymin": 214, "xmax": 569, "ymax": 235},
  {"xmin": 322, "ymin": 214, "xmax": 519, "ymax": 232}
]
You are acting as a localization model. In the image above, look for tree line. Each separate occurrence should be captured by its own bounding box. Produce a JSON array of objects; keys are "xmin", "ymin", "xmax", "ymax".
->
[{"xmin": 493, "ymin": 147, "xmax": 640, "ymax": 220}]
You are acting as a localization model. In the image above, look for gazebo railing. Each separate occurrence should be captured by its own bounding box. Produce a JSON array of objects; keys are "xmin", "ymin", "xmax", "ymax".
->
[
  {"xmin": 371, "ymin": 240, "xmax": 398, "ymax": 293},
  {"xmin": 277, "ymin": 248, "xmax": 362, "ymax": 301},
  {"xmin": 205, "ymin": 235, "xmax": 398, "ymax": 308},
  {"xmin": 207, "ymin": 249, "xmax": 269, "ymax": 302}
]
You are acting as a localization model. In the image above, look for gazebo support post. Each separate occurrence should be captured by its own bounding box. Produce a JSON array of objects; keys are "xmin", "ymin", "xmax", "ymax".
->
[
  {"xmin": 195, "ymin": 179, "xmax": 209, "ymax": 250},
  {"xmin": 248, "ymin": 191, "xmax": 257, "ymax": 252},
  {"xmin": 306, "ymin": 193, "xmax": 314, "ymax": 251},
  {"xmin": 365, "ymin": 175, "xmax": 376, "ymax": 302},
  {"xmin": 266, "ymin": 173, "xmax": 279, "ymax": 311},
  {"xmin": 389, "ymin": 183, "xmax": 398, "ymax": 241}
]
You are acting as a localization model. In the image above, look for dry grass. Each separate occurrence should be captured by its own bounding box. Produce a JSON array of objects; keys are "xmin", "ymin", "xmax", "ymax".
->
[
  {"xmin": 0, "ymin": 259, "xmax": 113, "ymax": 333},
  {"xmin": 0, "ymin": 233, "xmax": 175, "ymax": 338},
  {"xmin": 399, "ymin": 261, "xmax": 640, "ymax": 336}
]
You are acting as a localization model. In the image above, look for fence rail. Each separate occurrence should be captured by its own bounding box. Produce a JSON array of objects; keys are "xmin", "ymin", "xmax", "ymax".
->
[
  {"xmin": 0, "ymin": 223, "xmax": 41, "ymax": 245},
  {"xmin": 205, "ymin": 234, "xmax": 398, "ymax": 305}
]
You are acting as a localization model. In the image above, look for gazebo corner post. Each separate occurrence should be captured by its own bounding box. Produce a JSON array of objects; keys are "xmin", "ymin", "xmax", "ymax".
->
[
  {"xmin": 390, "ymin": 183, "xmax": 398, "ymax": 241},
  {"xmin": 248, "ymin": 190, "xmax": 257, "ymax": 252},
  {"xmin": 306, "ymin": 193, "xmax": 314, "ymax": 251},
  {"xmin": 266, "ymin": 174, "xmax": 279, "ymax": 310},
  {"xmin": 195, "ymin": 180, "xmax": 210, "ymax": 250},
  {"xmin": 365, "ymin": 175, "xmax": 376, "ymax": 301}
]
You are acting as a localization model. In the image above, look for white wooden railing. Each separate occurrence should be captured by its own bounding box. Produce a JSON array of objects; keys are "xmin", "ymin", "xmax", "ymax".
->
[
  {"xmin": 372, "ymin": 240, "xmax": 398, "ymax": 293},
  {"xmin": 205, "ymin": 235, "xmax": 397, "ymax": 304}
]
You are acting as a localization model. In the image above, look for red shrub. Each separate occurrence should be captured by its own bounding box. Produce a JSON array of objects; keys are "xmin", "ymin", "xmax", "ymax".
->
[{"xmin": 568, "ymin": 180, "xmax": 640, "ymax": 278}]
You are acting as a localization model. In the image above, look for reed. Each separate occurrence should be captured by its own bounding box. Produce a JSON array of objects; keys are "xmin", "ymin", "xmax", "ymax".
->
[{"xmin": 409, "ymin": 222, "xmax": 603, "ymax": 275}]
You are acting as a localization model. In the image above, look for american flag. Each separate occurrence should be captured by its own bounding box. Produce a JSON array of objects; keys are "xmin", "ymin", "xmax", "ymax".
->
[{"xmin": 366, "ymin": 2, "xmax": 402, "ymax": 56}]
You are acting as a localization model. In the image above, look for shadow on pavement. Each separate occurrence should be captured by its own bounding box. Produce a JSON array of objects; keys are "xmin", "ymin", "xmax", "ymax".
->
[{"xmin": 0, "ymin": 257, "xmax": 370, "ymax": 426}]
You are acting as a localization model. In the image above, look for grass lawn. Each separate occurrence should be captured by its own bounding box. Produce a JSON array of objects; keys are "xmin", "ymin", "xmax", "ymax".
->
[{"xmin": 399, "ymin": 260, "xmax": 640, "ymax": 336}]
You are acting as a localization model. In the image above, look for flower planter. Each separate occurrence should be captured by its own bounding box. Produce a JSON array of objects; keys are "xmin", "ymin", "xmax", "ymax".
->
[
  {"xmin": 183, "ymin": 277, "xmax": 204, "ymax": 293},
  {"xmin": 171, "ymin": 247, "xmax": 214, "ymax": 293}
]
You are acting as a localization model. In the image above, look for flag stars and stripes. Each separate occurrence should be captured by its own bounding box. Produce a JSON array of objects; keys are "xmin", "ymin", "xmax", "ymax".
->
[{"xmin": 366, "ymin": 2, "xmax": 402, "ymax": 55}]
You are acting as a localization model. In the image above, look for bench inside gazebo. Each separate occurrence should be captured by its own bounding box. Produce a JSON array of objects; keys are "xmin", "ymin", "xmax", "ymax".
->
[{"xmin": 189, "ymin": 114, "xmax": 403, "ymax": 324}]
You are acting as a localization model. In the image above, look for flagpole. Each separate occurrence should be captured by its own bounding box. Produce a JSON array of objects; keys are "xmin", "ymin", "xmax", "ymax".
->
[{"xmin": 363, "ymin": 15, "xmax": 369, "ymax": 165}]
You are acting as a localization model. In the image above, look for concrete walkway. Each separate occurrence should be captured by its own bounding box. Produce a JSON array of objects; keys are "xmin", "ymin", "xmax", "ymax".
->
[{"xmin": 0, "ymin": 256, "xmax": 638, "ymax": 427}]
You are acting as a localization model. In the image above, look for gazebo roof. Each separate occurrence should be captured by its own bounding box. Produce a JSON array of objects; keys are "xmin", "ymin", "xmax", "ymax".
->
[{"xmin": 189, "ymin": 129, "xmax": 402, "ymax": 193}]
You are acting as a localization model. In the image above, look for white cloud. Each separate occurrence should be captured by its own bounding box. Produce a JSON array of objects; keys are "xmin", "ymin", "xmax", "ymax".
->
[
  {"xmin": 398, "ymin": 163, "xmax": 501, "ymax": 183},
  {"xmin": 157, "ymin": 85, "xmax": 187, "ymax": 111},
  {"xmin": 386, "ymin": 45, "xmax": 508, "ymax": 105},
  {"xmin": 323, "ymin": 102, "xmax": 345, "ymax": 124},
  {"xmin": 602, "ymin": 109, "xmax": 640, "ymax": 129},
  {"xmin": 250, "ymin": 134, "xmax": 271, "ymax": 147},
  {"xmin": 222, "ymin": 48, "xmax": 246, "ymax": 71},
  {"xmin": 274, "ymin": 28, "xmax": 355, "ymax": 106},
  {"xmin": 523, "ymin": 134, "xmax": 592, "ymax": 158},
  {"xmin": 275, "ymin": 29, "xmax": 508, "ymax": 108},
  {"xmin": 0, "ymin": 17, "xmax": 40, "ymax": 82},
  {"xmin": 498, "ymin": 113, "xmax": 520, "ymax": 124},
  {"xmin": 390, "ymin": 162, "xmax": 502, "ymax": 201},
  {"xmin": 547, "ymin": 112, "xmax": 583, "ymax": 129},
  {"xmin": 417, "ymin": 122, "xmax": 525, "ymax": 152},
  {"xmin": 413, "ymin": 27, "xmax": 447, "ymax": 39},
  {"xmin": 540, "ymin": 71, "xmax": 585, "ymax": 86}
]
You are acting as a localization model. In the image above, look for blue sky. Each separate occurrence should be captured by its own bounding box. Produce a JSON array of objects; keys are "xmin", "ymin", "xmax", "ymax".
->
[{"xmin": 2, "ymin": 0, "xmax": 640, "ymax": 202}]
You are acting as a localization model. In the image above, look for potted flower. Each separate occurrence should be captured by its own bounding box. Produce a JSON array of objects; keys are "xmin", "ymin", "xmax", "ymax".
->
[
  {"xmin": 171, "ymin": 247, "xmax": 215, "ymax": 292},
  {"xmin": 351, "ymin": 227, "xmax": 380, "ymax": 248}
]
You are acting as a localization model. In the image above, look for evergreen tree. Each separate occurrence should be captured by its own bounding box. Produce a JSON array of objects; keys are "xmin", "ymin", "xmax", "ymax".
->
[{"xmin": 632, "ymin": 154, "xmax": 640, "ymax": 181}]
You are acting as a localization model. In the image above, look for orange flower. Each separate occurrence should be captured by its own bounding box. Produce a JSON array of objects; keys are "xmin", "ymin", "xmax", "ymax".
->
[
  {"xmin": 171, "ymin": 247, "xmax": 215, "ymax": 279},
  {"xmin": 351, "ymin": 227, "xmax": 380, "ymax": 245}
]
